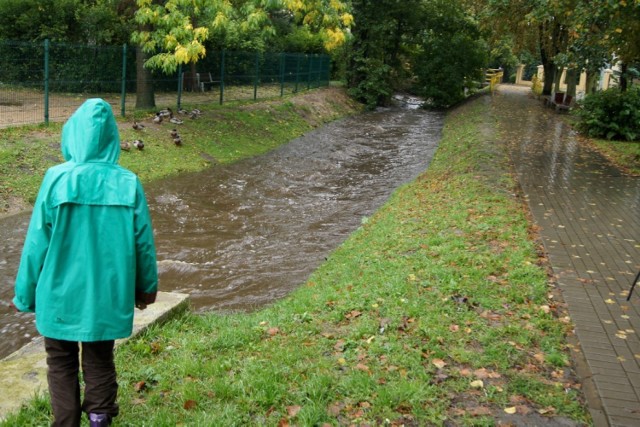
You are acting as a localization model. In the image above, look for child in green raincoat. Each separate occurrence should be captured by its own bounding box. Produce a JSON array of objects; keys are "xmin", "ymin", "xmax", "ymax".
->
[{"xmin": 13, "ymin": 99, "xmax": 158, "ymax": 427}]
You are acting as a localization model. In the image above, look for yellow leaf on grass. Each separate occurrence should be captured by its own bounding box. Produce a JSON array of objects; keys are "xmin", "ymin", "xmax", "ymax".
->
[
  {"xmin": 432, "ymin": 358, "xmax": 447, "ymax": 369},
  {"xmin": 470, "ymin": 380, "xmax": 484, "ymax": 389},
  {"xmin": 504, "ymin": 406, "xmax": 517, "ymax": 414}
]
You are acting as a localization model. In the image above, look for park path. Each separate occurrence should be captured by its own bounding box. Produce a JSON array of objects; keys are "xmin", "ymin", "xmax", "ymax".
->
[{"xmin": 492, "ymin": 85, "xmax": 640, "ymax": 427}]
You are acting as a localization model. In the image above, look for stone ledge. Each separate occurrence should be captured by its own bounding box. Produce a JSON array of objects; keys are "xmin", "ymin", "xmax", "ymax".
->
[{"xmin": 0, "ymin": 291, "xmax": 189, "ymax": 421}]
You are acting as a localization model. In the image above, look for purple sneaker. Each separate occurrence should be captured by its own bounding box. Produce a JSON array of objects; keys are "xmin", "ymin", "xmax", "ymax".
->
[{"xmin": 89, "ymin": 413, "xmax": 111, "ymax": 426}]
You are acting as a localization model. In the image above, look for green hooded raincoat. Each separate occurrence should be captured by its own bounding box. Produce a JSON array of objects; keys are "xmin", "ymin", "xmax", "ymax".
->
[{"xmin": 13, "ymin": 98, "xmax": 158, "ymax": 342}]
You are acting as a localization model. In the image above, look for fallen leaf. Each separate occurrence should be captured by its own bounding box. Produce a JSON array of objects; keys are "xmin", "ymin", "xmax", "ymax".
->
[
  {"xmin": 327, "ymin": 403, "xmax": 343, "ymax": 417},
  {"xmin": 345, "ymin": 310, "xmax": 362, "ymax": 319},
  {"xmin": 432, "ymin": 358, "xmax": 447, "ymax": 369},
  {"xmin": 470, "ymin": 380, "xmax": 484, "ymax": 389},
  {"xmin": 355, "ymin": 363, "xmax": 370, "ymax": 372},
  {"xmin": 287, "ymin": 405, "xmax": 301, "ymax": 417},
  {"xmin": 267, "ymin": 327, "xmax": 280, "ymax": 336},
  {"xmin": 516, "ymin": 405, "xmax": 532, "ymax": 415},
  {"xmin": 134, "ymin": 381, "xmax": 146, "ymax": 392},
  {"xmin": 473, "ymin": 368, "xmax": 501, "ymax": 379},
  {"xmin": 278, "ymin": 418, "xmax": 290, "ymax": 427},
  {"xmin": 458, "ymin": 368, "xmax": 472, "ymax": 377},
  {"xmin": 150, "ymin": 342, "xmax": 162, "ymax": 354},
  {"xmin": 509, "ymin": 395, "xmax": 528, "ymax": 404},
  {"xmin": 504, "ymin": 406, "xmax": 517, "ymax": 414},
  {"xmin": 183, "ymin": 400, "xmax": 197, "ymax": 410},
  {"xmin": 467, "ymin": 406, "xmax": 492, "ymax": 416}
]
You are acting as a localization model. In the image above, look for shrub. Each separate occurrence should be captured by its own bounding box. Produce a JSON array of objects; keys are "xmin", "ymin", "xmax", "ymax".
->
[
  {"xmin": 347, "ymin": 57, "xmax": 393, "ymax": 110},
  {"xmin": 574, "ymin": 87, "xmax": 640, "ymax": 141}
]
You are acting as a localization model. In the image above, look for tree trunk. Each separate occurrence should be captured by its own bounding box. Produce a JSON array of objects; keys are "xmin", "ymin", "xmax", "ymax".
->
[
  {"xmin": 542, "ymin": 62, "xmax": 555, "ymax": 96},
  {"xmin": 553, "ymin": 66, "xmax": 563, "ymax": 93},
  {"xmin": 585, "ymin": 71, "xmax": 599, "ymax": 94},
  {"xmin": 539, "ymin": 24, "xmax": 556, "ymax": 96},
  {"xmin": 183, "ymin": 62, "xmax": 198, "ymax": 92},
  {"xmin": 620, "ymin": 62, "xmax": 628, "ymax": 92},
  {"xmin": 135, "ymin": 46, "xmax": 155, "ymax": 109}
]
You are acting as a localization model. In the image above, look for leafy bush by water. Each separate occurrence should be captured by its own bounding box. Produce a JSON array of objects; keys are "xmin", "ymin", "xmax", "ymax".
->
[{"xmin": 575, "ymin": 87, "xmax": 640, "ymax": 141}]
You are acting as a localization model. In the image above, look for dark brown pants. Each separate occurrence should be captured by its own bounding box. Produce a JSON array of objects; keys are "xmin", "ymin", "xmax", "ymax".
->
[{"xmin": 44, "ymin": 338, "xmax": 119, "ymax": 427}]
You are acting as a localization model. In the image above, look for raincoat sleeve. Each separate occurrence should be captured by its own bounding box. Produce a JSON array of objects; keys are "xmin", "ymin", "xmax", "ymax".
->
[
  {"xmin": 133, "ymin": 179, "xmax": 158, "ymax": 305},
  {"xmin": 13, "ymin": 179, "xmax": 52, "ymax": 312}
]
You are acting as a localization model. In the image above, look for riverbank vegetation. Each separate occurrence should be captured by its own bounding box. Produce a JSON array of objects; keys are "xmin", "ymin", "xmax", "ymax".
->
[{"xmin": 3, "ymin": 93, "xmax": 592, "ymax": 426}]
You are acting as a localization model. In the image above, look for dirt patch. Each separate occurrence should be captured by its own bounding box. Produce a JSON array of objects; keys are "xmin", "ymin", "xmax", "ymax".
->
[
  {"xmin": 0, "ymin": 196, "xmax": 31, "ymax": 218},
  {"xmin": 239, "ymin": 86, "xmax": 362, "ymax": 127}
]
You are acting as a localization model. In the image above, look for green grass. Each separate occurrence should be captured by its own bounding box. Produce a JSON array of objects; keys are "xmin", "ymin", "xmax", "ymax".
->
[
  {"xmin": 1, "ymin": 94, "xmax": 592, "ymax": 426},
  {"xmin": 0, "ymin": 123, "xmax": 64, "ymax": 208},
  {"xmin": 590, "ymin": 138, "xmax": 640, "ymax": 175}
]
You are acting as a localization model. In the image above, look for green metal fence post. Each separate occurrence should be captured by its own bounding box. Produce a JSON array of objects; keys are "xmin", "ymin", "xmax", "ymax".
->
[
  {"xmin": 177, "ymin": 63, "xmax": 183, "ymax": 110},
  {"xmin": 279, "ymin": 53, "xmax": 285, "ymax": 97},
  {"xmin": 295, "ymin": 54, "xmax": 301, "ymax": 93},
  {"xmin": 253, "ymin": 51, "xmax": 259, "ymax": 100},
  {"xmin": 307, "ymin": 54, "xmax": 312, "ymax": 90},
  {"xmin": 120, "ymin": 43, "xmax": 127, "ymax": 117},
  {"xmin": 322, "ymin": 55, "xmax": 328, "ymax": 86},
  {"xmin": 219, "ymin": 50, "xmax": 225, "ymax": 105},
  {"xmin": 44, "ymin": 39, "xmax": 49, "ymax": 125}
]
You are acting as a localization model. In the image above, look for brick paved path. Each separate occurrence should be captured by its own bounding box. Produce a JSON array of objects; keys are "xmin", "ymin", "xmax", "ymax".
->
[{"xmin": 492, "ymin": 86, "xmax": 640, "ymax": 427}]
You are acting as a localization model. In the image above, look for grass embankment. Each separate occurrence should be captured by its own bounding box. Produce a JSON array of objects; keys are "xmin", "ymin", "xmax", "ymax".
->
[
  {"xmin": 3, "ymin": 94, "xmax": 591, "ymax": 426},
  {"xmin": 589, "ymin": 138, "xmax": 640, "ymax": 175},
  {"xmin": 0, "ymin": 86, "xmax": 361, "ymax": 214}
]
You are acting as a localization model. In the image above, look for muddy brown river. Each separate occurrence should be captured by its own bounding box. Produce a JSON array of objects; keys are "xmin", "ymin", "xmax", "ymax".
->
[{"xmin": 0, "ymin": 104, "xmax": 444, "ymax": 359}]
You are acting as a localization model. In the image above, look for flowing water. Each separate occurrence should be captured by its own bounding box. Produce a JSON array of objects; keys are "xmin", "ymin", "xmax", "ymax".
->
[{"xmin": 0, "ymin": 104, "xmax": 444, "ymax": 359}]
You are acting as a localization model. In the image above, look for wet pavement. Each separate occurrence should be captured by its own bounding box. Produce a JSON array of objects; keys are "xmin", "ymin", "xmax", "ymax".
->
[{"xmin": 494, "ymin": 86, "xmax": 640, "ymax": 427}]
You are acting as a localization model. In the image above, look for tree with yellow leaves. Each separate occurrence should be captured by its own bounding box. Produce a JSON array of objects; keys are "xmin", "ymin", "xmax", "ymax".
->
[{"xmin": 132, "ymin": 0, "xmax": 352, "ymax": 74}]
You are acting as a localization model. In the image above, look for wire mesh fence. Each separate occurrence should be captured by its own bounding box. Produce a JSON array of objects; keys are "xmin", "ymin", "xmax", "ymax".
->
[{"xmin": 0, "ymin": 40, "xmax": 331, "ymax": 129}]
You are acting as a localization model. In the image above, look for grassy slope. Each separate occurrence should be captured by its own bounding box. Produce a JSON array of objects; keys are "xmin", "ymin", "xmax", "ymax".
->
[
  {"xmin": 2, "ymin": 94, "xmax": 592, "ymax": 426},
  {"xmin": 589, "ymin": 138, "xmax": 640, "ymax": 175}
]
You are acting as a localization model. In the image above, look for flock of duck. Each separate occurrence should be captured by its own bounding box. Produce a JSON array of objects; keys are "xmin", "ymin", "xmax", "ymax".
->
[{"xmin": 120, "ymin": 107, "xmax": 202, "ymax": 152}]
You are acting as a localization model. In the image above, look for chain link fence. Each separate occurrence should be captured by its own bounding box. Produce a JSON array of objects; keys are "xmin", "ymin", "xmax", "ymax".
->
[{"xmin": 0, "ymin": 40, "xmax": 331, "ymax": 128}]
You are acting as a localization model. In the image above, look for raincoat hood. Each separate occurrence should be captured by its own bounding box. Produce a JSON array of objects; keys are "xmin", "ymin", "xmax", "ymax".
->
[{"xmin": 61, "ymin": 98, "xmax": 120, "ymax": 164}]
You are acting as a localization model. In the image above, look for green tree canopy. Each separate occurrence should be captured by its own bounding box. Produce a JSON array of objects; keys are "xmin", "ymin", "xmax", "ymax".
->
[{"xmin": 0, "ymin": 0, "xmax": 132, "ymax": 44}]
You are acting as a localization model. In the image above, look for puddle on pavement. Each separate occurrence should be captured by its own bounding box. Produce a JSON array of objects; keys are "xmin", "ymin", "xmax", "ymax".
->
[{"xmin": 0, "ymin": 105, "xmax": 444, "ymax": 358}]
